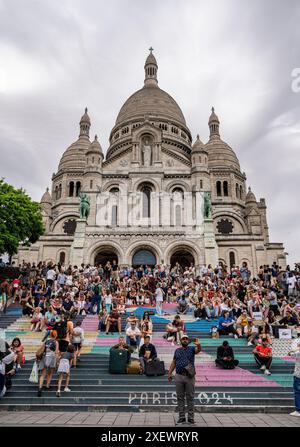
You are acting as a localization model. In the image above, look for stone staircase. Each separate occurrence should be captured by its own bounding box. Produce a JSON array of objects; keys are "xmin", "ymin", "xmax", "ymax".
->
[{"xmin": 0, "ymin": 304, "xmax": 297, "ymax": 413}]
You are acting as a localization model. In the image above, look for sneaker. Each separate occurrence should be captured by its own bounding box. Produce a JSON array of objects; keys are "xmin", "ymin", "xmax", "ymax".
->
[
  {"xmin": 64, "ymin": 387, "xmax": 71, "ymax": 392},
  {"xmin": 37, "ymin": 389, "xmax": 42, "ymax": 397},
  {"xmin": 248, "ymin": 341, "xmax": 253, "ymax": 346},
  {"xmin": 290, "ymin": 411, "xmax": 300, "ymax": 417},
  {"xmin": 260, "ymin": 365, "xmax": 266, "ymax": 371},
  {"xmin": 17, "ymin": 364, "xmax": 21, "ymax": 370},
  {"xmin": 234, "ymin": 334, "xmax": 238, "ymax": 339},
  {"xmin": 264, "ymin": 369, "xmax": 271, "ymax": 375},
  {"xmin": 188, "ymin": 419, "xmax": 196, "ymax": 425},
  {"xmin": 56, "ymin": 391, "xmax": 61, "ymax": 397},
  {"xmin": 176, "ymin": 418, "xmax": 186, "ymax": 425}
]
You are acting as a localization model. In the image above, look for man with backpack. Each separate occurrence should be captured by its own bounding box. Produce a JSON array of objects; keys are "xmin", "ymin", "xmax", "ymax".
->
[{"xmin": 168, "ymin": 335, "xmax": 201, "ymax": 425}]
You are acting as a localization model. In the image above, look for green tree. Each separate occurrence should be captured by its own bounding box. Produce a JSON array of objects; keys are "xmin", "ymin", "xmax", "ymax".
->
[{"xmin": 0, "ymin": 179, "xmax": 44, "ymax": 257}]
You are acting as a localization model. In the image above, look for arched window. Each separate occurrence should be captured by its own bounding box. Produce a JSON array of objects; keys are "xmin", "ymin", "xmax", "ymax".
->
[
  {"xmin": 90, "ymin": 180, "xmax": 93, "ymax": 189},
  {"xmin": 75, "ymin": 181, "xmax": 81, "ymax": 197},
  {"xmin": 216, "ymin": 181, "xmax": 222, "ymax": 197},
  {"xmin": 236, "ymin": 183, "xmax": 239, "ymax": 198},
  {"xmin": 58, "ymin": 184, "xmax": 62, "ymax": 199},
  {"xmin": 172, "ymin": 187, "xmax": 184, "ymax": 197},
  {"xmin": 142, "ymin": 186, "xmax": 151, "ymax": 218},
  {"xmin": 240, "ymin": 185, "xmax": 243, "ymax": 200},
  {"xmin": 55, "ymin": 186, "xmax": 58, "ymax": 200},
  {"xmin": 111, "ymin": 205, "xmax": 118, "ymax": 226},
  {"xmin": 59, "ymin": 251, "xmax": 65, "ymax": 265},
  {"xmin": 175, "ymin": 204, "xmax": 182, "ymax": 226},
  {"xmin": 69, "ymin": 181, "xmax": 74, "ymax": 197},
  {"xmin": 229, "ymin": 251, "xmax": 236, "ymax": 268},
  {"xmin": 223, "ymin": 181, "xmax": 229, "ymax": 197}
]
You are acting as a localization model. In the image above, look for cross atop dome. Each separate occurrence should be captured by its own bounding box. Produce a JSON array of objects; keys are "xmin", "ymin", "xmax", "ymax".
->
[
  {"xmin": 144, "ymin": 47, "xmax": 158, "ymax": 87},
  {"xmin": 208, "ymin": 106, "xmax": 220, "ymax": 139},
  {"xmin": 79, "ymin": 107, "xmax": 91, "ymax": 138}
]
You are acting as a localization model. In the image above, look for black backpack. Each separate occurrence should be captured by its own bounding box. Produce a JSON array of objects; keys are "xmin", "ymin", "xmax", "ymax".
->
[{"xmin": 55, "ymin": 321, "xmax": 67, "ymax": 339}]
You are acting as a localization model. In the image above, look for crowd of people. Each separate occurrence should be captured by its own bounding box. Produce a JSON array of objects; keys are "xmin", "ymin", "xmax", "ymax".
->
[{"xmin": 1, "ymin": 259, "xmax": 300, "ymax": 419}]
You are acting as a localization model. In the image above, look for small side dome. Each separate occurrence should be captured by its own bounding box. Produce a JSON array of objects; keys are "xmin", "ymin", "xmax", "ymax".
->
[
  {"xmin": 192, "ymin": 134, "xmax": 206, "ymax": 152},
  {"xmin": 246, "ymin": 187, "xmax": 257, "ymax": 205},
  {"xmin": 86, "ymin": 135, "xmax": 103, "ymax": 155},
  {"xmin": 208, "ymin": 107, "xmax": 220, "ymax": 125},
  {"xmin": 40, "ymin": 187, "xmax": 52, "ymax": 205},
  {"xmin": 145, "ymin": 50, "xmax": 157, "ymax": 67},
  {"xmin": 80, "ymin": 107, "xmax": 91, "ymax": 125}
]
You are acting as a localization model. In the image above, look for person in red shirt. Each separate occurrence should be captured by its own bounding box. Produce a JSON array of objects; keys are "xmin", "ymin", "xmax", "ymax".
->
[
  {"xmin": 253, "ymin": 338, "xmax": 272, "ymax": 375},
  {"xmin": 12, "ymin": 277, "xmax": 21, "ymax": 303}
]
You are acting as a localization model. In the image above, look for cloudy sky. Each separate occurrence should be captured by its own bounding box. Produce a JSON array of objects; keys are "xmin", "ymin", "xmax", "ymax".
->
[{"xmin": 0, "ymin": 0, "xmax": 299, "ymax": 265}]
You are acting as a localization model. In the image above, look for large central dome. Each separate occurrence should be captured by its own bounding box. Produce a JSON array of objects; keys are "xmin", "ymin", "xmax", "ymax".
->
[
  {"xmin": 106, "ymin": 49, "xmax": 192, "ymax": 161},
  {"xmin": 115, "ymin": 85, "xmax": 187, "ymax": 126},
  {"xmin": 114, "ymin": 49, "xmax": 187, "ymax": 128}
]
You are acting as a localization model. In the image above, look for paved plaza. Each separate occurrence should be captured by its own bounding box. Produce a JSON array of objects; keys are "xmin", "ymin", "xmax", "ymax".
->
[{"xmin": 0, "ymin": 411, "xmax": 300, "ymax": 427}]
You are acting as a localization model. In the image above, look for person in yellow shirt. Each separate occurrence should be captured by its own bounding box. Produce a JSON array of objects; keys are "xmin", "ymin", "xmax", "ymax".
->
[{"xmin": 236, "ymin": 310, "xmax": 251, "ymax": 338}]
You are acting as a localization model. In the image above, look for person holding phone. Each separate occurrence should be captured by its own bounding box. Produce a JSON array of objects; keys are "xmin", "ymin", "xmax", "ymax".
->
[{"xmin": 168, "ymin": 334, "xmax": 201, "ymax": 425}]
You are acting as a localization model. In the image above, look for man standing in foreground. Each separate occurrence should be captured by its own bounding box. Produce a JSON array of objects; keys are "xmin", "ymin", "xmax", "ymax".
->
[{"xmin": 168, "ymin": 334, "xmax": 201, "ymax": 425}]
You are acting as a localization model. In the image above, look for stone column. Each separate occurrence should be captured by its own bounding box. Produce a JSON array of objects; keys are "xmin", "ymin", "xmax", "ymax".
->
[
  {"xmin": 151, "ymin": 192, "xmax": 160, "ymax": 227},
  {"xmin": 119, "ymin": 190, "xmax": 128, "ymax": 226},
  {"xmin": 161, "ymin": 192, "xmax": 171, "ymax": 227},
  {"xmin": 195, "ymin": 191, "xmax": 203, "ymax": 227},
  {"xmin": 184, "ymin": 192, "xmax": 193, "ymax": 227},
  {"xmin": 203, "ymin": 218, "xmax": 219, "ymax": 267},
  {"xmin": 69, "ymin": 219, "xmax": 87, "ymax": 266}
]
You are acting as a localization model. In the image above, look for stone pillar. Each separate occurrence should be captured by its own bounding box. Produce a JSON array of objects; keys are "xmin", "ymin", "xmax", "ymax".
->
[
  {"xmin": 119, "ymin": 191, "xmax": 128, "ymax": 226},
  {"xmin": 203, "ymin": 218, "xmax": 218, "ymax": 267},
  {"xmin": 184, "ymin": 192, "xmax": 193, "ymax": 226},
  {"xmin": 195, "ymin": 191, "xmax": 203, "ymax": 227},
  {"xmin": 154, "ymin": 143, "xmax": 163, "ymax": 167},
  {"xmin": 161, "ymin": 192, "xmax": 171, "ymax": 227},
  {"xmin": 69, "ymin": 219, "xmax": 87, "ymax": 266},
  {"xmin": 151, "ymin": 192, "xmax": 160, "ymax": 226}
]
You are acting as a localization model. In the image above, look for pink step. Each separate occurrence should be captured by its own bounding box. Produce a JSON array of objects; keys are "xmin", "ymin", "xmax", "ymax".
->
[{"xmin": 95, "ymin": 339, "xmax": 120, "ymax": 346}]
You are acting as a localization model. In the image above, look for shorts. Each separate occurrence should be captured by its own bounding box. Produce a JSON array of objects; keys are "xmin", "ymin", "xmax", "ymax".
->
[
  {"xmin": 73, "ymin": 343, "xmax": 82, "ymax": 351},
  {"xmin": 57, "ymin": 358, "xmax": 70, "ymax": 374},
  {"xmin": 58, "ymin": 340, "xmax": 69, "ymax": 353},
  {"xmin": 39, "ymin": 352, "xmax": 56, "ymax": 370}
]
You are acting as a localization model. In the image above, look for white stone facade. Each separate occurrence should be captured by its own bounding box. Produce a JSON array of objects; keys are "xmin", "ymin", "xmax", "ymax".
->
[{"xmin": 15, "ymin": 50, "xmax": 286, "ymax": 274}]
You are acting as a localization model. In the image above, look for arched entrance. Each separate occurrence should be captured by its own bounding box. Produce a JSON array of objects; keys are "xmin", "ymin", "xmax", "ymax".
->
[
  {"xmin": 94, "ymin": 248, "xmax": 118, "ymax": 267},
  {"xmin": 132, "ymin": 249, "xmax": 156, "ymax": 267},
  {"xmin": 170, "ymin": 249, "xmax": 195, "ymax": 270}
]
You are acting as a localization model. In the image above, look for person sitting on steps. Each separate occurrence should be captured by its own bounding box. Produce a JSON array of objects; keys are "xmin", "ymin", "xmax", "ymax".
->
[
  {"xmin": 253, "ymin": 337, "xmax": 272, "ymax": 375},
  {"xmin": 217, "ymin": 310, "xmax": 238, "ymax": 338},
  {"xmin": 139, "ymin": 335, "xmax": 158, "ymax": 374},
  {"xmin": 105, "ymin": 308, "xmax": 122, "ymax": 335},
  {"xmin": 125, "ymin": 321, "xmax": 141, "ymax": 350},
  {"xmin": 215, "ymin": 340, "xmax": 239, "ymax": 369}
]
